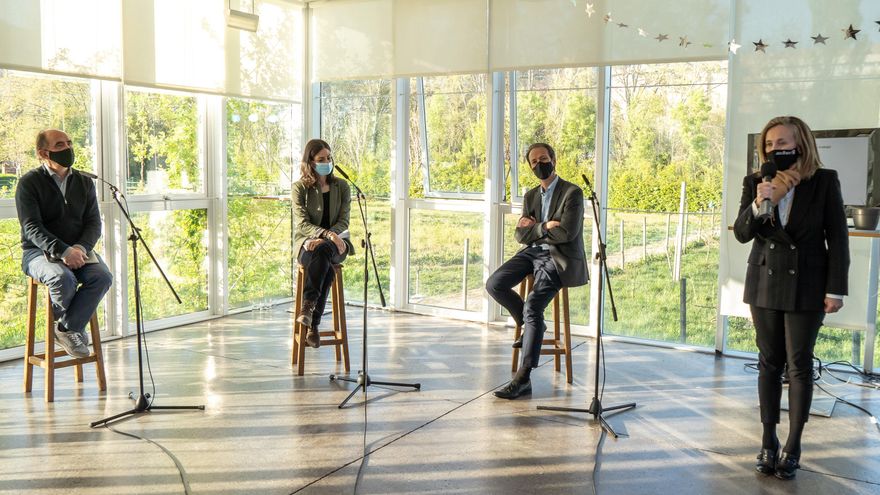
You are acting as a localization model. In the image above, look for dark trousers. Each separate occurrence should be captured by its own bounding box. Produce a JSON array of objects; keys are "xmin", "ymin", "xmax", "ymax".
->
[
  {"xmin": 298, "ymin": 240, "xmax": 346, "ymax": 328},
  {"xmin": 486, "ymin": 247, "xmax": 562, "ymax": 369},
  {"xmin": 750, "ymin": 305, "xmax": 825, "ymax": 425}
]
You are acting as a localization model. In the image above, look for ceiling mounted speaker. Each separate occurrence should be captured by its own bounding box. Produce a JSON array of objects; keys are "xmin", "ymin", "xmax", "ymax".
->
[{"xmin": 227, "ymin": 7, "xmax": 259, "ymax": 32}]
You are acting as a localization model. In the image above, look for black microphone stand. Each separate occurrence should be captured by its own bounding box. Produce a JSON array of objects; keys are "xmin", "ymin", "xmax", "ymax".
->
[
  {"xmin": 89, "ymin": 174, "xmax": 204, "ymax": 427},
  {"xmin": 537, "ymin": 175, "xmax": 635, "ymax": 438},
  {"xmin": 329, "ymin": 168, "xmax": 420, "ymax": 408}
]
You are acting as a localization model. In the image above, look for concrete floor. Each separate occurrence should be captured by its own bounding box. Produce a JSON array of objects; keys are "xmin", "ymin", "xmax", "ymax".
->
[{"xmin": 1, "ymin": 306, "xmax": 878, "ymax": 495}]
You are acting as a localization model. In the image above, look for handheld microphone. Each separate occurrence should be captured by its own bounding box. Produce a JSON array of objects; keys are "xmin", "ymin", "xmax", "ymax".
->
[{"xmin": 756, "ymin": 161, "xmax": 776, "ymax": 222}]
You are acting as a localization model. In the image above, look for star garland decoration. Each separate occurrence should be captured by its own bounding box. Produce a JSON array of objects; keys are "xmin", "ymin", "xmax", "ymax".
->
[{"xmin": 581, "ymin": 4, "xmax": 879, "ymax": 56}]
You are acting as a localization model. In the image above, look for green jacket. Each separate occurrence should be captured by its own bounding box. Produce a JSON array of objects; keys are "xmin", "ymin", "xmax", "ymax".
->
[{"xmin": 291, "ymin": 179, "xmax": 354, "ymax": 256}]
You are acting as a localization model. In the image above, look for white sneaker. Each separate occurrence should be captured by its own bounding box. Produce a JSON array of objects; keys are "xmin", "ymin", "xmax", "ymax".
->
[{"xmin": 54, "ymin": 324, "xmax": 90, "ymax": 359}]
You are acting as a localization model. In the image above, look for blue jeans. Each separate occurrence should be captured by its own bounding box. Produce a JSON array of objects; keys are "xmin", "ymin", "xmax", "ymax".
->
[{"xmin": 23, "ymin": 249, "xmax": 113, "ymax": 333}]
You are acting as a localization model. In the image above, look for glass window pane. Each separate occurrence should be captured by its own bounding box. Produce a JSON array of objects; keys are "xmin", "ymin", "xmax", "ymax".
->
[
  {"xmin": 416, "ymin": 74, "xmax": 487, "ymax": 195},
  {"xmin": 604, "ymin": 61, "xmax": 727, "ymax": 347},
  {"xmin": 226, "ymin": 98, "xmax": 297, "ymax": 309},
  {"xmin": 128, "ymin": 209, "xmax": 208, "ymax": 321},
  {"xmin": 125, "ymin": 89, "xmax": 201, "ymax": 195},
  {"xmin": 514, "ymin": 68, "xmax": 597, "ymax": 199},
  {"xmin": 320, "ymin": 80, "xmax": 392, "ymax": 305},
  {"xmin": 409, "ymin": 209, "xmax": 483, "ymax": 312},
  {"xmin": 0, "ymin": 69, "xmax": 95, "ymax": 199}
]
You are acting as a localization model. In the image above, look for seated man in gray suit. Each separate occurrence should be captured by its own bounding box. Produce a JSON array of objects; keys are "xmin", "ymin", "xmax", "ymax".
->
[{"xmin": 486, "ymin": 143, "xmax": 589, "ymax": 399}]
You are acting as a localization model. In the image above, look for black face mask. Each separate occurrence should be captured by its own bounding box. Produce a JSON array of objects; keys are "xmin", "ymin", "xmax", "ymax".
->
[
  {"xmin": 770, "ymin": 149, "xmax": 798, "ymax": 171},
  {"xmin": 47, "ymin": 147, "xmax": 75, "ymax": 168},
  {"xmin": 532, "ymin": 161, "xmax": 554, "ymax": 180}
]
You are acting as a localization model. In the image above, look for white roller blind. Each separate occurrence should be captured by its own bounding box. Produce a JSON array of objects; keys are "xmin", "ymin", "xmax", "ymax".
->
[
  {"xmin": 491, "ymin": 0, "xmax": 729, "ymax": 71},
  {"xmin": 310, "ymin": 0, "xmax": 730, "ymax": 81},
  {"xmin": 225, "ymin": 0, "xmax": 302, "ymax": 101},
  {"xmin": 309, "ymin": 0, "xmax": 393, "ymax": 82},
  {"xmin": 393, "ymin": 0, "xmax": 488, "ymax": 77},
  {"xmin": 0, "ymin": 0, "xmax": 121, "ymax": 78},
  {"xmin": 123, "ymin": 0, "xmax": 301, "ymax": 100}
]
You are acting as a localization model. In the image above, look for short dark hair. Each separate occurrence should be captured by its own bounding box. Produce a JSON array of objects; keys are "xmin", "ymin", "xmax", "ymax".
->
[
  {"xmin": 524, "ymin": 143, "xmax": 555, "ymax": 164},
  {"xmin": 35, "ymin": 130, "xmax": 51, "ymax": 151}
]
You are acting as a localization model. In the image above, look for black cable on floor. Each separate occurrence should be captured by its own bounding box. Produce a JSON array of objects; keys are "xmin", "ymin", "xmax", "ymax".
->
[{"xmin": 103, "ymin": 423, "xmax": 192, "ymax": 495}]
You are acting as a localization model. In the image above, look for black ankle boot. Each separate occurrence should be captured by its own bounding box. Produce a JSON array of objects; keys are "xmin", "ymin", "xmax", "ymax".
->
[
  {"xmin": 755, "ymin": 441, "xmax": 779, "ymax": 475},
  {"xmin": 774, "ymin": 452, "xmax": 799, "ymax": 480},
  {"xmin": 297, "ymin": 300, "xmax": 316, "ymax": 327},
  {"xmin": 305, "ymin": 327, "xmax": 321, "ymax": 349}
]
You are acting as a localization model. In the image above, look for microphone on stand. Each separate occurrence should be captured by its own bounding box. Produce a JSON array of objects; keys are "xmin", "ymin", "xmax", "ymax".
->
[
  {"xmin": 333, "ymin": 164, "xmax": 364, "ymax": 199},
  {"xmin": 756, "ymin": 161, "xmax": 777, "ymax": 222},
  {"xmin": 78, "ymin": 169, "xmax": 122, "ymax": 195}
]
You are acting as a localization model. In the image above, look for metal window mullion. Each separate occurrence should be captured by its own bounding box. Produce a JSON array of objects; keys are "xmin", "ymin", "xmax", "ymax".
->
[
  {"xmin": 509, "ymin": 71, "xmax": 519, "ymax": 202},
  {"xmin": 416, "ymin": 77, "xmax": 431, "ymax": 195},
  {"xmin": 484, "ymin": 71, "xmax": 505, "ymax": 323},
  {"xmin": 391, "ymin": 77, "xmax": 411, "ymax": 309},
  {"xmin": 589, "ymin": 65, "xmax": 612, "ymax": 338},
  {"xmin": 206, "ymin": 95, "xmax": 227, "ymax": 316},
  {"xmin": 99, "ymin": 80, "xmax": 129, "ymax": 337}
]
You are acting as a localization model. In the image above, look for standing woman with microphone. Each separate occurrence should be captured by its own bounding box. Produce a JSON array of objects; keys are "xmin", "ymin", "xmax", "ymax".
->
[
  {"xmin": 734, "ymin": 116, "xmax": 850, "ymax": 480},
  {"xmin": 292, "ymin": 139, "xmax": 353, "ymax": 348}
]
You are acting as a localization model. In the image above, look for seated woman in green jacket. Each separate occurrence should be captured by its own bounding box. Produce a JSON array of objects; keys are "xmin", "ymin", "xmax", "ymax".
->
[{"xmin": 292, "ymin": 139, "xmax": 353, "ymax": 348}]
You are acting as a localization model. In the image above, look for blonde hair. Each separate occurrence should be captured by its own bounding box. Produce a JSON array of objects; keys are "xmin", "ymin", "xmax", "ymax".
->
[{"xmin": 758, "ymin": 116, "xmax": 821, "ymax": 179}]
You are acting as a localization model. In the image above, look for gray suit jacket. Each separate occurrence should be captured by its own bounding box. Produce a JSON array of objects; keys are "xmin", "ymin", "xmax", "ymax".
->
[{"xmin": 515, "ymin": 177, "xmax": 589, "ymax": 287}]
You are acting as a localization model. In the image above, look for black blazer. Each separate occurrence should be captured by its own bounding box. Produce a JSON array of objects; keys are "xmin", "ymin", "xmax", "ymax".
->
[
  {"xmin": 515, "ymin": 177, "xmax": 589, "ymax": 287},
  {"xmin": 733, "ymin": 168, "xmax": 849, "ymax": 312}
]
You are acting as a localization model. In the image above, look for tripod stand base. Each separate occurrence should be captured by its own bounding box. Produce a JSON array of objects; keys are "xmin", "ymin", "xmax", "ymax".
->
[
  {"xmin": 90, "ymin": 392, "xmax": 205, "ymax": 428},
  {"xmin": 329, "ymin": 371, "xmax": 420, "ymax": 409},
  {"xmin": 537, "ymin": 397, "xmax": 636, "ymax": 438}
]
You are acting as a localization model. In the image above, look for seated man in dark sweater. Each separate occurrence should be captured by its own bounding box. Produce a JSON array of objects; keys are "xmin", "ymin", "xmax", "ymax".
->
[{"xmin": 15, "ymin": 129, "xmax": 113, "ymax": 358}]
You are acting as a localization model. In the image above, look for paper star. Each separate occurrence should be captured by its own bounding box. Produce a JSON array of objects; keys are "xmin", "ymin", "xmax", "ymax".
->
[
  {"xmin": 753, "ymin": 39, "xmax": 768, "ymax": 52},
  {"xmin": 728, "ymin": 39, "xmax": 741, "ymax": 54},
  {"xmin": 603, "ymin": 13, "xmax": 612, "ymax": 24},
  {"xmin": 843, "ymin": 24, "xmax": 860, "ymax": 40},
  {"xmin": 876, "ymin": 20, "xmax": 880, "ymax": 32},
  {"xmin": 679, "ymin": 36, "xmax": 691, "ymax": 48},
  {"xmin": 638, "ymin": 28, "xmax": 647, "ymax": 37},
  {"xmin": 783, "ymin": 38, "xmax": 798, "ymax": 48},
  {"xmin": 811, "ymin": 33, "xmax": 828, "ymax": 44},
  {"xmin": 585, "ymin": 3, "xmax": 595, "ymax": 17},
  {"xmin": 617, "ymin": 22, "xmax": 629, "ymax": 28},
  {"xmin": 655, "ymin": 33, "xmax": 668, "ymax": 42}
]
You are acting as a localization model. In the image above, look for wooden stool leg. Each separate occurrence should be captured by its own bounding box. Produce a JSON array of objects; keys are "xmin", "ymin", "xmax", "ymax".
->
[
  {"xmin": 331, "ymin": 282, "xmax": 341, "ymax": 363},
  {"xmin": 562, "ymin": 289, "xmax": 572, "ymax": 384},
  {"xmin": 90, "ymin": 313, "xmax": 107, "ymax": 391},
  {"xmin": 511, "ymin": 279, "xmax": 526, "ymax": 372},
  {"xmin": 335, "ymin": 267, "xmax": 350, "ymax": 373},
  {"xmin": 553, "ymin": 294, "xmax": 561, "ymax": 373},
  {"xmin": 292, "ymin": 267, "xmax": 303, "ymax": 368},
  {"xmin": 44, "ymin": 293, "xmax": 55, "ymax": 403},
  {"xmin": 23, "ymin": 279, "xmax": 38, "ymax": 394}
]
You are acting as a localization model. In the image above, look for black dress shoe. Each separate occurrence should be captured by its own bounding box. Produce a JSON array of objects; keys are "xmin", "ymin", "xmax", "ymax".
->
[
  {"xmin": 512, "ymin": 337, "xmax": 523, "ymax": 348},
  {"xmin": 494, "ymin": 379, "xmax": 532, "ymax": 400},
  {"xmin": 755, "ymin": 442, "xmax": 779, "ymax": 475},
  {"xmin": 774, "ymin": 452, "xmax": 799, "ymax": 480}
]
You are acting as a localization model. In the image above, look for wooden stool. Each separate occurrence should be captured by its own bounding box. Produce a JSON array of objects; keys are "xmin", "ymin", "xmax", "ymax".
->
[
  {"xmin": 23, "ymin": 277, "xmax": 107, "ymax": 402},
  {"xmin": 511, "ymin": 275, "xmax": 574, "ymax": 384},
  {"xmin": 291, "ymin": 264, "xmax": 350, "ymax": 376}
]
